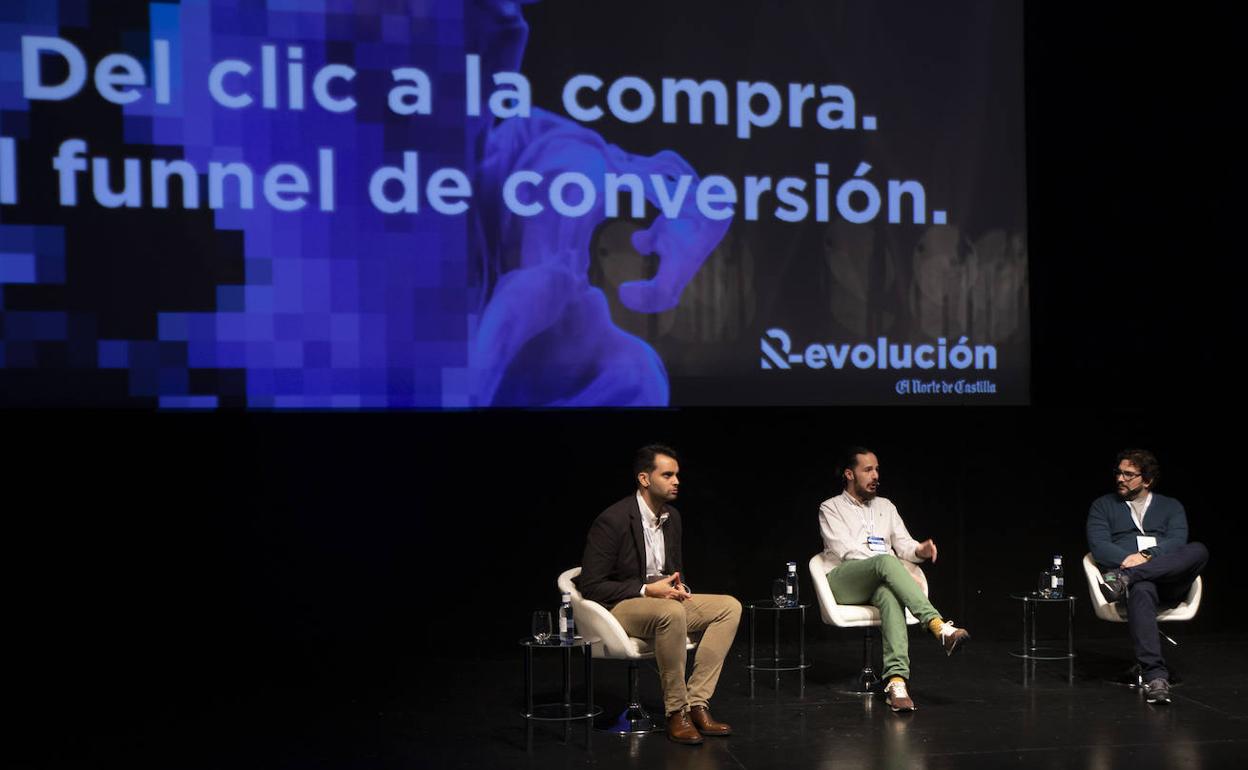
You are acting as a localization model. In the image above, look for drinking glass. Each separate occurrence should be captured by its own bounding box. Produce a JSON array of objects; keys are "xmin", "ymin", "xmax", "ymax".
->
[
  {"xmin": 772, "ymin": 578, "xmax": 788, "ymax": 607},
  {"xmin": 532, "ymin": 610, "xmax": 552, "ymax": 642}
]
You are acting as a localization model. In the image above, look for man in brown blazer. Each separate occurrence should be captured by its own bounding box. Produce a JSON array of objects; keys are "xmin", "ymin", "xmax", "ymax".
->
[{"xmin": 578, "ymin": 445, "xmax": 742, "ymax": 745}]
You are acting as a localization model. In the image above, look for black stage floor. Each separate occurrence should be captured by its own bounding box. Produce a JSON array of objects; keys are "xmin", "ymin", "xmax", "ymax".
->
[
  {"xmin": 430, "ymin": 634, "xmax": 1248, "ymax": 769},
  {"xmin": 24, "ymin": 633, "xmax": 1248, "ymax": 768}
]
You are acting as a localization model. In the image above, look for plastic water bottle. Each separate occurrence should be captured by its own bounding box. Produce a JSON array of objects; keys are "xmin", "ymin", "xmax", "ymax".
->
[
  {"xmin": 559, "ymin": 591, "xmax": 576, "ymax": 642},
  {"xmin": 1050, "ymin": 555, "xmax": 1064, "ymax": 599},
  {"xmin": 785, "ymin": 561, "xmax": 799, "ymax": 607}
]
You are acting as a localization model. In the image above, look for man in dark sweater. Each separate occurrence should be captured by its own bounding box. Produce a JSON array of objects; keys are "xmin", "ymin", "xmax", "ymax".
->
[{"xmin": 1087, "ymin": 449, "xmax": 1208, "ymax": 704}]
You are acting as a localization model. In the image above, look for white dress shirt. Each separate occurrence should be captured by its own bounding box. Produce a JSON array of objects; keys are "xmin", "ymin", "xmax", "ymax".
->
[
  {"xmin": 637, "ymin": 492, "xmax": 667, "ymax": 587},
  {"xmin": 818, "ymin": 491, "xmax": 922, "ymax": 569},
  {"xmin": 1128, "ymin": 492, "xmax": 1152, "ymax": 534}
]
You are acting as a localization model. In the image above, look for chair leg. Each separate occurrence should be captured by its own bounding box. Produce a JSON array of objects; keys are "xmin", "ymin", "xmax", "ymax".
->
[
  {"xmin": 855, "ymin": 627, "xmax": 881, "ymax": 694},
  {"xmin": 604, "ymin": 660, "xmax": 657, "ymax": 734}
]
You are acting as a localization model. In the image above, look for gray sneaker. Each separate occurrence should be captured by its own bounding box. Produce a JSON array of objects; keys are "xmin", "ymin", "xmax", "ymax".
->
[
  {"xmin": 1143, "ymin": 678, "xmax": 1171, "ymax": 704},
  {"xmin": 1100, "ymin": 569, "xmax": 1130, "ymax": 603}
]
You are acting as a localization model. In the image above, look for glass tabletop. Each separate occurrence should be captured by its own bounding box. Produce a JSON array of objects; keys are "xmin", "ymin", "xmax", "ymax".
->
[
  {"xmin": 744, "ymin": 601, "xmax": 810, "ymax": 610},
  {"xmin": 519, "ymin": 636, "xmax": 600, "ymax": 648},
  {"xmin": 1009, "ymin": 592, "xmax": 1077, "ymax": 602}
]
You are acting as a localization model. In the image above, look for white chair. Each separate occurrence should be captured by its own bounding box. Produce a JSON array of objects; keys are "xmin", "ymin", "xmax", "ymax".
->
[
  {"xmin": 807, "ymin": 553, "xmax": 927, "ymax": 693},
  {"xmin": 557, "ymin": 568, "xmax": 697, "ymax": 733},
  {"xmin": 1081, "ymin": 552, "xmax": 1202, "ymax": 685}
]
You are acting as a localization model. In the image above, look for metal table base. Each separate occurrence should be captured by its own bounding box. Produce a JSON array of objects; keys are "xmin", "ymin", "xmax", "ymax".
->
[
  {"xmin": 745, "ymin": 602, "xmax": 811, "ymax": 698},
  {"xmin": 521, "ymin": 637, "xmax": 602, "ymax": 751}
]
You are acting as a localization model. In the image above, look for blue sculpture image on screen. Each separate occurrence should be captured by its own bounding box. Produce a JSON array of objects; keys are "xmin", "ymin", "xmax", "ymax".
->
[
  {"xmin": 0, "ymin": 0, "xmax": 727, "ymax": 408},
  {"xmin": 475, "ymin": 110, "xmax": 728, "ymax": 405}
]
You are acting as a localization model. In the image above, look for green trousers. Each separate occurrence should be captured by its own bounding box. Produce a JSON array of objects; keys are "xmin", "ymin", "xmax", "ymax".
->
[{"xmin": 825, "ymin": 554, "xmax": 941, "ymax": 681}]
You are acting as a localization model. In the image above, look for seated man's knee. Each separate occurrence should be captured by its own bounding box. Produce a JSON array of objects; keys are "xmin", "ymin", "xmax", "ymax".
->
[
  {"xmin": 653, "ymin": 601, "xmax": 688, "ymax": 631},
  {"xmin": 724, "ymin": 596, "xmax": 743, "ymax": 620},
  {"xmin": 872, "ymin": 585, "xmax": 901, "ymax": 609},
  {"xmin": 870, "ymin": 553, "xmax": 902, "ymax": 574},
  {"xmin": 1127, "ymin": 580, "xmax": 1160, "ymax": 609},
  {"xmin": 1190, "ymin": 541, "xmax": 1210, "ymax": 565}
]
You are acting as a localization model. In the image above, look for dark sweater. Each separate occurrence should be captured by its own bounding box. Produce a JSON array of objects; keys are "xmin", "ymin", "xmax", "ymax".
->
[{"xmin": 1086, "ymin": 492, "xmax": 1188, "ymax": 569}]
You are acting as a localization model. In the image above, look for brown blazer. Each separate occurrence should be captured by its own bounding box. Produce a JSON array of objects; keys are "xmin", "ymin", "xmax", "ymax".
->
[{"xmin": 576, "ymin": 494, "xmax": 684, "ymax": 609}]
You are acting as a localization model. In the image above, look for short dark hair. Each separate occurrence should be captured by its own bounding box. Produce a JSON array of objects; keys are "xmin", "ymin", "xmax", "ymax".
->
[
  {"xmin": 634, "ymin": 444, "xmax": 678, "ymax": 478},
  {"xmin": 841, "ymin": 446, "xmax": 875, "ymax": 485},
  {"xmin": 1117, "ymin": 448, "xmax": 1160, "ymax": 487}
]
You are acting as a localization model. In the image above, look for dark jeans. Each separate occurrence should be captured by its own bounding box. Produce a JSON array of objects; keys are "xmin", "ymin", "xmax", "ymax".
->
[{"xmin": 1121, "ymin": 541, "xmax": 1209, "ymax": 681}]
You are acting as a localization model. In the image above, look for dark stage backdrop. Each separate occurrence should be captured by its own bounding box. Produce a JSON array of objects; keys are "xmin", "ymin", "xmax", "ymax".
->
[{"xmin": 7, "ymin": 408, "xmax": 1238, "ymax": 704}]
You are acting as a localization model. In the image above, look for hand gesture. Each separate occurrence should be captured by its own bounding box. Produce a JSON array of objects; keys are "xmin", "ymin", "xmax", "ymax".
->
[
  {"xmin": 645, "ymin": 572, "xmax": 689, "ymax": 601},
  {"xmin": 916, "ymin": 539, "xmax": 938, "ymax": 563}
]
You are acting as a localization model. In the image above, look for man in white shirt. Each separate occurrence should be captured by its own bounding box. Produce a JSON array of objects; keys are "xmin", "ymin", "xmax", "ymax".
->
[{"xmin": 818, "ymin": 447, "xmax": 970, "ymax": 712}]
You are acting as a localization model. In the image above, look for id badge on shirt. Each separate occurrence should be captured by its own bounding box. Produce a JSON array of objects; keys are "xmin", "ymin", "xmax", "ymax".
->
[
  {"xmin": 1136, "ymin": 535, "xmax": 1157, "ymax": 551},
  {"xmin": 867, "ymin": 536, "xmax": 889, "ymax": 554}
]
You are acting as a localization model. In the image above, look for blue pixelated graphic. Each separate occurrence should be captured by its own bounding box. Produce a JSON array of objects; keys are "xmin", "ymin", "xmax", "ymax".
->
[
  {"xmin": 1, "ymin": 9, "xmax": 73, "ymax": 388},
  {"xmin": 0, "ymin": 1, "xmax": 728, "ymax": 407},
  {"xmin": 0, "ymin": 252, "xmax": 35, "ymax": 283},
  {"xmin": 5, "ymin": 310, "xmax": 67, "ymax": 340},
  {"xmin": 98, "ymin": 339, "xmax": 129, "ymax": 368},
  {"xmin": 0, "ymin": 225, "xmax": 65, "ymax": 286}
]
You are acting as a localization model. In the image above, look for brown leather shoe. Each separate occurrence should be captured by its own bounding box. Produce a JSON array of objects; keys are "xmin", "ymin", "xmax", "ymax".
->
[
  {"xmin": 689, "ymin": 705, "xmax": 732, "ymax": 735},
  {"xmin": 666, "ymin": 710, "xmax": 704, "ymax": 744}
]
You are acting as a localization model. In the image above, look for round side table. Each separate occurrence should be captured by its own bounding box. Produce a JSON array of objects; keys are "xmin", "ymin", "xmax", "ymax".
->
[
  {"xmin": 745, "ymin": 601, "xmax": 811, "ymax": 698},
  {"xmin": 520, "ymin": 636, "xmax": 602, "ymax": 751},
  {"xmin": 1009, "ymin": 592, "xmax": 1077, "ymax": 660}
]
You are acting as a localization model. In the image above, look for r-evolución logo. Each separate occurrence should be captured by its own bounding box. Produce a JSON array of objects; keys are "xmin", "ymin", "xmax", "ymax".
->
[{"xmin": 760, "ymin": 328, "xmax": 997, "ymax": 371}]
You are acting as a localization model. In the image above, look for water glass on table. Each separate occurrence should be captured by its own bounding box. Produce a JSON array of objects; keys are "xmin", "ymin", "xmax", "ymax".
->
[
  {"xmin": 772, "ymin": 578, "xmax": 788, "ymax": 607},
  {"xmin": 532, "ymin": 610, "xmax": 552, "ymax": 642}
]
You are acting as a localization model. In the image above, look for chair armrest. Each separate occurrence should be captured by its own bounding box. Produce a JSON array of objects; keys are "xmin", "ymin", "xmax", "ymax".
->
[{"xmin": 571, "ymin": 596, "xmax": 640, "ymax": 659}]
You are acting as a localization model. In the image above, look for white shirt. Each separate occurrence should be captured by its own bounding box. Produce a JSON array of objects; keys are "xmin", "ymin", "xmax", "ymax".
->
[
  {"xmin": 818, "ymin": 491, "xmax": 922, "ymax": 569},
  {"xmin": 1128, "ymin": 492, "xmax": 1152, "ymax": 534},
  {"xmin": 637, "ymin": 492, "xmax": 667, "ymax": 580}
]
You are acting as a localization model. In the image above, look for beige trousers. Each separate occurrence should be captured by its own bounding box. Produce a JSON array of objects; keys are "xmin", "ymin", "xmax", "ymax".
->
[{"xmin": 610, "ymin": 593, "xmax": 742, "ymax": 715}]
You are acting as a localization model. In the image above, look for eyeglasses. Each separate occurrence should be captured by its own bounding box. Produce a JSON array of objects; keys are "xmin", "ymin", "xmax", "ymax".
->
[{"xmin": 1113, "ymin": 469, "xmax": 1142, "ymax": 480}]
